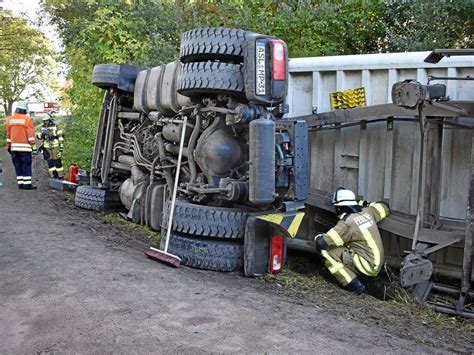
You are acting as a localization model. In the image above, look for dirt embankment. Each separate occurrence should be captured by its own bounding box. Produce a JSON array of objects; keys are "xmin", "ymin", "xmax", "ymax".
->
[{"xmin": 0, "ymin": 147, "xmax": 472, "ymax": 353}]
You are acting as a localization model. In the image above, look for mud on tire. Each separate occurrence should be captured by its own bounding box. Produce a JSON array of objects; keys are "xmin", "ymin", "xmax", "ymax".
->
[
  {"xmin": 178, "ymin": 62, "xmax": 244, "ymax": 98},
  {"xmin": 180, "ymin": 27, "xmax": 255, "ymax": 63},
  {"xmin": 163, "ymin": 233, "xmax": 243, "ymax": 272},
  {"xmin": 162, "ymin": 199, "xmax": 249, "ymax": 239}
]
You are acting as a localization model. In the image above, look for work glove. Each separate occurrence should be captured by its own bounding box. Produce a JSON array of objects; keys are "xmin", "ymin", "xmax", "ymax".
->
[
  {"xmin": 7, "ymin": 146, "xmax": 11, "ymax": 154},
  {"xmin": 314, "ymin": 233, "xmax": 327, "ymax": 252},
  {"xmin": 57, "ymin": 151, "xmax": 62, "ymax": 158},
  {"xmin": 32, "ymin": 144, "xmax": 38, "ymax": 155},
  {"xmin": 358, "ymin": 200, "xmax": 369, "ymax": 207}
]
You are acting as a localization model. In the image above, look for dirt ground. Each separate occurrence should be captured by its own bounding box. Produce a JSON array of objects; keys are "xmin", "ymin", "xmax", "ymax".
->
[{"xmin": 0, "ymin": 147, "xmax": 472, "ymax": 353}]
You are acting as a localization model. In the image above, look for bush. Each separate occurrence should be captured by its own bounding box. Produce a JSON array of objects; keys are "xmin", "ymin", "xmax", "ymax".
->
[{"xmin": 0, "ymin": 113, "xmax": 6, "ymax": 147}]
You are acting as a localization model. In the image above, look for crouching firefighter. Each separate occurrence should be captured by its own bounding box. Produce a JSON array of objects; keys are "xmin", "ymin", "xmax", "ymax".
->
[
  {"xmin": 314, "ymin": 188, "xmax": 390, "ymax": 294},
  {"xmin": 37, "ymin": 114, "xmax": 65, "ymax": 179}
]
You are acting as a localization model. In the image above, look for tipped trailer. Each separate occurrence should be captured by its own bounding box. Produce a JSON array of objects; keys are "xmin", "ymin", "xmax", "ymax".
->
[
  {"xmin": 286, "ymin": 49, "xmax": 474, "ymax": 317},
  {"xmin": 78, "ymin": 25, "xmax": 474, "ymax": 317}
]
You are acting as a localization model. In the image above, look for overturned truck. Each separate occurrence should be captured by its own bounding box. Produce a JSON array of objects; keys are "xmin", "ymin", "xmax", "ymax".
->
[
  {"xmin": 78, "ymin": 28, "xmax": 307, "ymax": 275},
  {"xmin": 76, "ymin": 27, "xmax": 474, "ymax": 317}
]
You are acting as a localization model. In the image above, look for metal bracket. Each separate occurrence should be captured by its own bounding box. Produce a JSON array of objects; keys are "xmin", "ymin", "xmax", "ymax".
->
[
  {"xmin": 429, "ymin": 101, "xmax": 469, "ymax": 116},
  {"xmin": 400, "ymin": 253, "xmax": 433, "ymax": 287},
  {"xmin": 421, "ymin": 237, "xmax": 461, "ymax": 256}
]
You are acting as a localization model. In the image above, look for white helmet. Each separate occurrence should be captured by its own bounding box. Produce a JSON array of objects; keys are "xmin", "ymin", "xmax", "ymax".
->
[
  {"xmin": 16, "ymin": 101, "xmax": 28, "ymax": 111},
  {"xmin": 332, "ymin": 188, "xmax": 357, "ymax": 206},
  {"xmin": 42, "ymin": 113, "xmax": 53, "ymax": 121}
]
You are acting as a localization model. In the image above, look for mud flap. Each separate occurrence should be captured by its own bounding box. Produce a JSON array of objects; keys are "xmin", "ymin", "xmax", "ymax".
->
[
  {"xmin": 244, "ymin": 211, "xmax": 304, "ymax": 277},
  {"xmin": 399, "ymin": 253, "xmax": 433, "ymax": 287}
]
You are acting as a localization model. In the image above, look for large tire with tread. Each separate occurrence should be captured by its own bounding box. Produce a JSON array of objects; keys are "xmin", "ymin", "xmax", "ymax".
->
[
  {"xmin": 164, "ymin": 233, "xmax": 243, "ymax": 272},
  {"xmin": 92, "ymin": 64, "xmax": 120, "ymax": 90},
  {"xmin": 75, "ymin": 186, "xmax": 121, "ymax": 211},
  {"xmin": 178, "ymin": 62, "xmax": 244, "ymax": 98},
  {"xmin": 162, "ymin": 199, "xmax": 249, "ymax": 239},
  {"xmin": 180, "ymin": 27, "xmax": 255, "ymax": 63},
  {"xmin": 92, "ymin": 64, "xmax": 141, "ymax": 93}
]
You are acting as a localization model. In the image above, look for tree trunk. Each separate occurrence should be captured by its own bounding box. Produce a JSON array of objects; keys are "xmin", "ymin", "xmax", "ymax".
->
[{"xmin": 5, "ymin": 100, "xmax": 13, "ymax": 116}]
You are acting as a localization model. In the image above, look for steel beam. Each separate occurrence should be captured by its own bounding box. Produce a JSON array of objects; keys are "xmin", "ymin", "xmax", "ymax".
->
[{"xmin": 302, "ymin": 101, "xmax": 474, "ymax": 127}]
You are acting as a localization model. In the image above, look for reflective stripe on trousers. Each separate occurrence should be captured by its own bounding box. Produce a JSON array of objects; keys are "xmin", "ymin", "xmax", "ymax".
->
[{"xmin": 321, "ymin": 249, "xmax": 356, "ymax": 286}]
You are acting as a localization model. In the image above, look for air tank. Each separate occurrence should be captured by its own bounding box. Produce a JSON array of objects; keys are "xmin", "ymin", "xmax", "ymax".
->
[{"xmin": 249, "ymin": 117, "xmax": 275, "ymax": 205}]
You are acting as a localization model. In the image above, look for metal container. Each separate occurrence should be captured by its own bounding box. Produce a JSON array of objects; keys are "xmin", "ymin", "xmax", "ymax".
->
[{"xmin": 285, "ymin": 51, "xmax": 474, "ymax": 279}]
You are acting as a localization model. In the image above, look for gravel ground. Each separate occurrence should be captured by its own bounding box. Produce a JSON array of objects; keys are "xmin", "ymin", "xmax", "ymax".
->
[{"xmin": 0, "ymin": 147, "xmax": 471, "ymax": 353}]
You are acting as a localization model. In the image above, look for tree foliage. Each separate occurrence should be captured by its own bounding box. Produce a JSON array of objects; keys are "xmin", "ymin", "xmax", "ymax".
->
[
  {"xmin": 41, "ymin": 0, "xmax": 473, "ymax": 169},
  {"xmin": 0, "ymin": 10, "xmax": 56, "ymax": 115}
]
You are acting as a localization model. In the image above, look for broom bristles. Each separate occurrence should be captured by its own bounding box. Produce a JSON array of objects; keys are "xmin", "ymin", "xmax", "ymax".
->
[{"xmin": 145, "ymin": 248, "xmax": 181, "ymax": 268}]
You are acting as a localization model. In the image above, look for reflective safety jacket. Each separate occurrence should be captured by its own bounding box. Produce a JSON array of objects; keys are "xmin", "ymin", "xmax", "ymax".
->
[
  {"xmin": 5, "ymin": 113, "xmax": 36, "ymax": 152},
  {"xmin": 37, "ymin": 125, "xmax": 64, "ymax": 150},
  {"xmin": 322, "ymin": 202, "xmax": 390, "ymax": 277}
]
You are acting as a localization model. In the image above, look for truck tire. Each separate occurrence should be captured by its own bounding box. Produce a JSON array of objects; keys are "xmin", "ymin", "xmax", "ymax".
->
[
  {"xmin": 92, "ymin": 64, "xmax": 121, "ymax": 90},
  {"xmin": 162, "ymin": 199, "xmax": 249, "ymax": 239},
  {"xmin": 178, "ymin": 62, "xmax": 244, "ymax": 98},
  {"xmin": 164, "ymin": 233, "xmax": 243, "ymax": 272},
  {"xmin": 180, "ymin": 27, "xmax": 255, "ymax": 63},
  {"xmin": 92, "ymin": 64, "xmax": 141, "ymax": 93},
  {"xmin": 74, "ymin": 186, "xmax": 121, "ymax": 211}
]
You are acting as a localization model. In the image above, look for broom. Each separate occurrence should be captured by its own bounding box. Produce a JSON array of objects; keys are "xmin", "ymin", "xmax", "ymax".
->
[{"xmin": 144, "ymin": 116, "xmax": 188, "ymax": 267}]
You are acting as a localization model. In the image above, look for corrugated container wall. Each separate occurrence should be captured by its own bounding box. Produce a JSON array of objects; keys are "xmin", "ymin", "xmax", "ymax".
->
[{"xmin": 286, "ymin": 52, "xmax": 474, "ymax": 220}]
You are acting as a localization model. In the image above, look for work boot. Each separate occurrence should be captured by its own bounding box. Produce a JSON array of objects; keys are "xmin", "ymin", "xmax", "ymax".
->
[
  {"xmin": 23, "ymin": 185, "xmax": 38, "ymax": 190},
  {"xmin": 344, "ymin": 278, "xmax": 367, "ymax": 295}
]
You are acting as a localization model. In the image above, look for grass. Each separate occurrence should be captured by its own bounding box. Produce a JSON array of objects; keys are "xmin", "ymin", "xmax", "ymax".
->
[
  {"xmin": 102, "ymin": 213, "xmax": 161, "ymax": 247},
  {"xmin": 263, "ymin": 253, "xmax": 473, "ymax": 348},
  {"xmin": 0, "ymin": 116, "xmax": 5, "ymax": 147}
]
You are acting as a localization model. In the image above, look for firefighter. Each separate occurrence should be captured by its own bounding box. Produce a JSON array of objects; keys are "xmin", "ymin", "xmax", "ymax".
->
[
  {"xmin": 5, "ymin": 101, "xmax": 37, "ymax": 189},
  {"xmin": 314, "ymin": 188, "xmax": 390, "ymax": 294},
  {"xmin": 37, "ymin": 113, "xmax": 65, "ymax": 179}
]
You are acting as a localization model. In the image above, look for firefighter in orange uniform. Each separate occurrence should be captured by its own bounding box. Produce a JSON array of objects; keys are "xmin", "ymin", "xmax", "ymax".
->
[
  {"xmin": 314, "ymin": 188, "xmax": 390, "ymax": 294},
  {"xmin": 5, "ymin": 101, "xmax": 37, "ymax": 189}
]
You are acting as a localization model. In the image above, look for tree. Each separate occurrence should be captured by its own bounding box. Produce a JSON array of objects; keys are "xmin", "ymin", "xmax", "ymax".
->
[
  {"xmin": 0, "ymin": 11, "xmax": 56, "ymax": 115},
  {"xmin": 385, "ymin": 0, "xmax": 473, "ymax": 52},
  {"xmin": 41, "ymin": 0, "xmax": 473, "ymax": 169}
]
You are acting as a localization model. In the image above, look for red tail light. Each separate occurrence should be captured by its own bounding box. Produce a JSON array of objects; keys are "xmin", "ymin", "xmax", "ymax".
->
[
  {"xmin": 270, "ymin": 234, "xmax": 284, "ymax": 274},
  {"xmin": 271, "ymin": 40, "xmax": 286, "ymax": 80}
]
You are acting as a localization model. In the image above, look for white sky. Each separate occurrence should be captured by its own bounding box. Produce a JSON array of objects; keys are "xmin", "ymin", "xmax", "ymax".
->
[
  {"xmin": 4, "ymin": 0, "xmax": 62, "ymax": 52},
  {"xmin": 3, "ymin": 0, "xmax": 64, "ymax": 102}
]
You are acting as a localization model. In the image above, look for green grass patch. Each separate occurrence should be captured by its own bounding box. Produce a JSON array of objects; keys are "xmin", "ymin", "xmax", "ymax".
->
[
  {"xmin": 0, "ymin": 114, "xmax": 6, "ymax": 147},
  {"xmin": 102, "ymin": 213, "xmax": 161, "ymax": 247}
]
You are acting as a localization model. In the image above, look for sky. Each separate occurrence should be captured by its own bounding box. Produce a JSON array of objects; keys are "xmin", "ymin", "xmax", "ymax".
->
[
  {"xmin": 3, "ymin": 0, "xmax": 64, "ymax": 103},
  {"xmin": 3, "ymin": 0, "xmax": 62, "ymax": 51}
]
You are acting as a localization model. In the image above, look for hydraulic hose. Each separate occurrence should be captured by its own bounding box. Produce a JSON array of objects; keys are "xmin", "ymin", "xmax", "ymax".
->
[{"xmin": 187, "ymin": 114, "xmax": 201, "ymax": 184}]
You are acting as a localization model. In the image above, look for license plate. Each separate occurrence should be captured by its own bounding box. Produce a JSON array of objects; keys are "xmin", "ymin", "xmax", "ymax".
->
[{"xmin": 256, "ymin": 41, "xmax": 266, "ymax": 96}]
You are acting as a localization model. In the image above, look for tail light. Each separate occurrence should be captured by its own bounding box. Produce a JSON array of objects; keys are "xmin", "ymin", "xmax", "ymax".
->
[
  {"xmin": 243, "ymin": 36, "xmax": 288, "ymax": 105},
  {"xmin": 269, "ymin": 234, "xmax": 284, "ymax": 274},
  {"xmin": 271, "ymin": 40, "xmax": 286, "ymax": 80}
]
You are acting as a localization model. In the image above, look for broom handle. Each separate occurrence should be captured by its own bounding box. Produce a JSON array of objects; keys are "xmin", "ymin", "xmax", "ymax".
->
[{"xmin": 164, "ymin": 115, "xmax": 188, "ymax": 253}]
